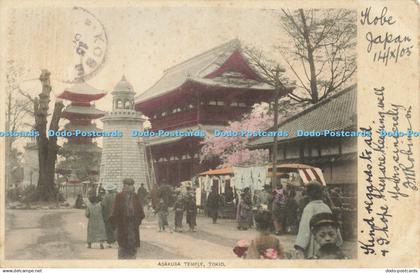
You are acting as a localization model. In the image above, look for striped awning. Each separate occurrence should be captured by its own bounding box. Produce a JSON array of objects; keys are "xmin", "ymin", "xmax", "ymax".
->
[{"xmin": 298, "ymin": 168, "xmax": 326, "ymax": 186}]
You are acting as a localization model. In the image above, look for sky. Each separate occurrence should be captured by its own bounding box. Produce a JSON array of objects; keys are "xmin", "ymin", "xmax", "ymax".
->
[
  {"xmin": 5, "ymin": 5, "xmax": 293, "ymax": 150},
  {"xmin": 5, "ymin": 5, "xmax": 356, "ymax": 151},
  {"xmin": 7, "ymin": 6, "xmax": 288, "ymax": 113}
]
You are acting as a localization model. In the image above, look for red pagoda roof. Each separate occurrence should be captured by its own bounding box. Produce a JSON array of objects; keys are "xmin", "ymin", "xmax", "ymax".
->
[
  {"xmin": 61, "ymin": 104, "xmax": 106, "ymax": 120},
  {"xmin": 57, "ymin": 81, "xmax": 106, "ymax": 102},
  {"xmin": 135, "ymin": 39, "xmax": 277, "ymax": 105}
]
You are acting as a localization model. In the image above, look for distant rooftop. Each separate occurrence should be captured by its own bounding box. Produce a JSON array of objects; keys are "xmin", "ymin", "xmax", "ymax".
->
[{"xmin": 249, "ymin": 85, "xmax": 357, "ymax": 147}]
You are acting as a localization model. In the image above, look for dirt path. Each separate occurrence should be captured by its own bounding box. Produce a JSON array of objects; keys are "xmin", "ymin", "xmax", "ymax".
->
[
  {"xmin": 17, "ymin": 211, "xmax": 80, "ymax": 259},
  {"xmin": 5, "ymin": 209, "xmax": 357, "ymax": 260}
]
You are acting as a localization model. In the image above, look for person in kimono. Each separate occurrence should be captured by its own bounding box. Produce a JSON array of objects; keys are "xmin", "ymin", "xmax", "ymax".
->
[
  {"xmin": 285, "ymin": 188, "xmax": 299, "ymax": 234},
  {"xmin": 272, "ymin": 184, "xmax": 287, "ymax": 235},
  {"xmin": 85, "ymin": 195, "xmax": 107, "ymax": 249},
  {"xmin": 294, "ymin": 181, "xmax": 342, "ymax": 259},
  {"xmin": 260, "ymin": 185, "xmax": 273, "ymax": 210},
  {"xmin": 101, "ymin": 183, "xmax": 117, "ymax": 247},
  {"xmin": 155, "ymin": 198, "xmax": 169, "ymax": 232},
  {"xmin": 150, "ymin": 183, "xmax": 159, "ymax": 210},
  {"xmin": 137, "ymin": 183, "xmax": 148, "ymax": 208},
  {"xmin": 185, "ymin": 195, "xmax": 197, "ymax": 232},
  {"xmin": 245, "ymin": 211, "xmax": 285, "ymax": 259},
  {"xmin": 237, "ymin": 193, "xmax": 253, "ymax": 230},
  {"xmin": 74, "ymin": 194, "xmax": 85, "ymax": 209},
  {"xmin": 174, "ymin": 195, "xmax": 184, "ymax": 232},
  {"xmin": 110, "ymin": 178, "xmax": 145, "ymax": 259},
  {"xmin": 206, "ymin": 187, "xmax": 221, "ymax": 224}
]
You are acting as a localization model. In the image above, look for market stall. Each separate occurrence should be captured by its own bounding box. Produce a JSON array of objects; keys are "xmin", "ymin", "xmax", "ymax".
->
[{"xmin": 197, "ymin": 164, "xmax": 327, "ymax": 219}]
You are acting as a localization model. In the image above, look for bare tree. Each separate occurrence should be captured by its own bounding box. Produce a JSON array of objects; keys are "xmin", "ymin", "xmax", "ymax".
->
[
  {"xmin": 5, "ymin": 61, "xmax": 33, "ymax": 190},
  {"xmin": 242, "ymin": 47, "xmax": 295, "ymax": 187},
  {"xmin": 279, "ymin": 9, "xmax": 356, "ymax": 103},
  {"xmin": 32, "ymin": 70, "xmax": 64, "ymax": 201}
]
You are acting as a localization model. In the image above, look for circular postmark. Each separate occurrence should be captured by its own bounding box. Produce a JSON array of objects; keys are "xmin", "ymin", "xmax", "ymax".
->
[{"xmin": 67, "ymin": 6, "xmax": 108, "ymax": 83}]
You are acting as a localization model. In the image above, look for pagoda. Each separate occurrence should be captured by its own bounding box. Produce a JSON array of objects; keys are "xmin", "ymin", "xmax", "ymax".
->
[
  {"xmin": 57, "ymin": 81, "xmax": 106, "ymax": 180},
  {"xmin": 135, "ymin": 39, "xmax": 293, "ymax": 185}
]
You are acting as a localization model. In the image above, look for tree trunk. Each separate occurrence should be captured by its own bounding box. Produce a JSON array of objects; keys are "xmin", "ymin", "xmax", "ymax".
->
[
  {"xmin": 299, "ymin": 9, "xmax": 319, "ymax": 103},
  {"xmin": 34, "ymin": 70, "xmax": 64, "ymax": 202}
]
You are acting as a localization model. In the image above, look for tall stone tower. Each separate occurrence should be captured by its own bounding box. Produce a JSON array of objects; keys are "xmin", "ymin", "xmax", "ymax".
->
[{"xmin": 99, "ymin": 76, "xmax": 148, "ymax": 191}]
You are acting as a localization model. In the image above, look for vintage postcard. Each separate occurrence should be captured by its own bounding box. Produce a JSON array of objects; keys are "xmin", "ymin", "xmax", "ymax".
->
[{"xmin": 0, "ymin": 0, "xmax": 418, "ymax": 269}]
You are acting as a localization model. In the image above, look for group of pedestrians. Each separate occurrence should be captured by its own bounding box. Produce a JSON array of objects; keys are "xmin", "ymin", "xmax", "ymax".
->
[
  {"xmin": 83, "ymin": 177, "xmax": 345, "ymax": 260},
  {"xmin": 151, "ymin": 186, "xmax": 197, "ymax": 233},
  {"xmin": 233, "ymin": 180, "xmax": 346, "ymax": 260},
  {"xmin": 84, "ymin": 178, "xmax": 145, "ymax": 259},
  {"xmin": 232, "ymin": 184, "xmax": 300, "ymax": 234},
  {"xmin": 172, "ymin": 191, "xmax": 197, "ymax": 232}
]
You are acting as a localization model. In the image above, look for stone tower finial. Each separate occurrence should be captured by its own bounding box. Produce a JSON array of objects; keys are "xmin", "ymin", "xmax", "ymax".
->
[{"xmin": 112, "ymin": 75, "xmax": 136, "ymax": 111}]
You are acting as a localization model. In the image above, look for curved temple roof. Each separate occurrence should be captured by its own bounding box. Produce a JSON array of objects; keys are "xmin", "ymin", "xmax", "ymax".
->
[
  {"xmin": 135, "ymin": 39, "xmax": 278, "ymax": 105},
  {"xmin": 58, "ymin": 81, "xmax": 107, "ymax": 102},
  {"xmin": 61, "ymin": 104, "xmax": 106, "ymax": 120}
]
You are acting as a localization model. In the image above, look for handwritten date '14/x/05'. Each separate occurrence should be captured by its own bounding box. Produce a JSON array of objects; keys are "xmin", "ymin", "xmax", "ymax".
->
[{"xmin": 361, "ymin": 7, "xmax": 413, "ymax": 66}]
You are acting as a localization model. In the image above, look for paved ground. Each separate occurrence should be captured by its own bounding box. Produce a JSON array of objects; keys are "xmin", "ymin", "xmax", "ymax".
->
[{"xmin": 5, "ymin": 208, "xmax": 356, "ymax": 260}]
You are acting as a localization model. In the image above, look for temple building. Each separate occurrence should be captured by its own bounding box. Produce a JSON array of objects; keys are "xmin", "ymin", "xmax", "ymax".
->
[
  {"xmin": 248, "ymin": 85, "xmax": 357, "ymax": 239},
  {"xmin": 99, "ymin": 76, "xmax": 149, "ymax": 191},
  {"xmin": 135, "ymin": 39, "xmax": 292, "ymax": 185},
  {"xmin": 57, "ymin": 81, "xmax": 106, "ymax": 180}
]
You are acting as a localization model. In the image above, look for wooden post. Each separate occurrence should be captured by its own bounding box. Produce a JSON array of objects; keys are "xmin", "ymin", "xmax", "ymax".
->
[{"xmin": 271, "ymin": 80, "xmax": 280, "ymax": 188}]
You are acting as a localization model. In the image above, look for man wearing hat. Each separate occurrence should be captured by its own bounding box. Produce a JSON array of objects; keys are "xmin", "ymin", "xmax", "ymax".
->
[
  {"xmin": 110, "ymin": 178, "xmax": 145, "ymax": 259},
  {"xmin": 101, "ymin": 183, "xmax": 117, "ymax": 247},
  {"xmin": 309, "ymin": 212, "xmax": 346, "ymax": 259},
  {"xmin": 294, "ymin": 180, "xmax": 342, "ymax": 259}
]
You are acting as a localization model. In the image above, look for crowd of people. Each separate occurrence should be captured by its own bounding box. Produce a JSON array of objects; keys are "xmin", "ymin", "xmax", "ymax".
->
[
  {"xmin": 80, "ymin": 177, "xmax": 347, "ymax": 260},
  {"xmin": 232, "ymin": 181, "xmax": 347, "ymax": 260}
]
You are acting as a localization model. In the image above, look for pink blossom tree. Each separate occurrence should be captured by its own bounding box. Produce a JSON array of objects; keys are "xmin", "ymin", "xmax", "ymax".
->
[
  {"xmin": 201, "ymin": 99, "xmax": 306, "ymax": 168},
  {"xmin": 201, "ymin": 103, "xmax": 273, "ymax": 167}
]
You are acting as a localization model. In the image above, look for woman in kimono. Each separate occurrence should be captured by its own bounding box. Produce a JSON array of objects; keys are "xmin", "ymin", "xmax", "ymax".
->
[
  {"xmin": 272, "ymin": 184, "xmax": 287, "ymax": 235},
  {"xmin": 294, "ymin": 181, "xmax": 343, "ymax": 259},
  {"xmin": 237, "ymin": 193, "xmax": 253, "ymax": 230},
  {"xmin": 85, "ymin": 195, "xmax": 107, "ymax": 249}
]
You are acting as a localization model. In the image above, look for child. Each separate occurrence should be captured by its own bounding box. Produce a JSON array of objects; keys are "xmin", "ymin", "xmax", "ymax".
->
[
  {"xmin": 85, "ymin": 195, "xmax": 107, "ymax": 249},
  {"xmin": 174, "ymin": 195, "xmax": 184, "ymax": 232},
  {"xmin": 309, "ymin": 212, "xmax": 346, "ymax": 259},
  {"xmin": 155, "ymin": 198, "xmax": 169, "ymax": 232},
  {"xmin": 245, "ymin": 211, "xmax": 285, "ymax": 259},
  {"xmin": 185, "ymin": 195, "xmax": 197, "ymax": 232}
]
